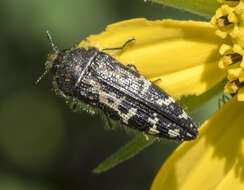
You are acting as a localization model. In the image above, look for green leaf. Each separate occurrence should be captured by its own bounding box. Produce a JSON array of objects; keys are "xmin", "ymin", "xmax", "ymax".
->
[
  {"xmin": 180, "ymin": 80, "xmax": 225, "ymax": 112},
  {"xmin": 150, "ymin": 0, "xmax": 220, "ymax": 17},
  {"xmin": 93, "ymin": 134, "xmax": 156, "ymax": 174}
]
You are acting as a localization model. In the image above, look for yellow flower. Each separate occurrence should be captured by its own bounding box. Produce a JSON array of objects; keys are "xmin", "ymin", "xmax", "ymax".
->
[{"xmin": 151, "ymin": 1, "xmax": 244, "ymax": 189}]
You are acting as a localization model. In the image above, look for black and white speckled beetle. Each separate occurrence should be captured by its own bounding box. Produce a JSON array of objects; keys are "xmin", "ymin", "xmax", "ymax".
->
[{"xmin": 36, "ymin": 31, "xmax": 198, "ymax": 141}]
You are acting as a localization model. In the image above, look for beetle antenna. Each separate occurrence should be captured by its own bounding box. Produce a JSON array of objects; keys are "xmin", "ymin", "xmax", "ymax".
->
[
  {"xmin": 34, "ymin": 67, "xmax": 50, "ymax": 85},
  {"xmin": 46, "ymin": 30, "xmax": 59, "ymax": 54},
  {"xmin": 35, "ymin": 31, "xmax": 59, "ymax": 85}
]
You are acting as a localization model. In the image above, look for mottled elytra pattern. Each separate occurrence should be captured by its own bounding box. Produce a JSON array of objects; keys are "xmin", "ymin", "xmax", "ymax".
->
[{"xmin": 50, "ymin": 46, "xmax": 198, "ymax": 141}]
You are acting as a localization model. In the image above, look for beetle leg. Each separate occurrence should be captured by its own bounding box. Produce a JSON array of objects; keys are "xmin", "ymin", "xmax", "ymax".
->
[{"xmin": 102, "ymin": 38, "xmax": 135, "ymax": 51}]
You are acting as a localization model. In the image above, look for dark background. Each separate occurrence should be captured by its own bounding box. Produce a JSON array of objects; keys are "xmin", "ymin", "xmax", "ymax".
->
[{"xmin": 0, "ymin": 1, "xmax": 216, "ymax": 189}]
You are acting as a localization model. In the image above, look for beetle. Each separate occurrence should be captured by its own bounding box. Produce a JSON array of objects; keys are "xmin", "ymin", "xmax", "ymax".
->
[{"xmin": 36, "ymin": 31, "xmax": 198, "ymax": 141}]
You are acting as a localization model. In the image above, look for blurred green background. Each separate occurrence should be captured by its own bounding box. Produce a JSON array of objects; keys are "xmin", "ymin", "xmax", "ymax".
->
[{"xmin": 0, "ymin": 0, "xmax": 219, "ymax": 189}]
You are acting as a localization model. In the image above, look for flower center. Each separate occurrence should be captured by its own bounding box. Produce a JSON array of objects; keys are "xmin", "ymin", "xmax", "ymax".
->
[
  {"xmin": 211, "ymin": 0, "xmax": 244, "ymax": 101},
  {"xmin": 216, "ymin": 16, "xmax": 233, "ymax": 27},
  {"xmin": 225, "ymin": 80, "xmax": 244, "ymax": 93},
  {"xmin": 223, "ymin": 53, "xmax": 242, "ymax": 66}
]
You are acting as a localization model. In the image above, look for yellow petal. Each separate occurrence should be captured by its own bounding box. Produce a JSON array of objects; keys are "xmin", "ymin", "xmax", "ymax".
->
[
  {"xmin": 78, "ymin": 18, "xmax": 225, "ymax": 99},
  {"xmin": 237, "ymin": 87, "xmax": 244, "ymax": 101},
  {"xmin": 151, "ymin": 96, "xmax": 244, "ymax": 190}
]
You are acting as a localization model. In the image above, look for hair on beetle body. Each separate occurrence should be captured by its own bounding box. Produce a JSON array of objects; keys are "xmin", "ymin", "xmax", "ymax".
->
[{"xmin": 36, "ymin": 31, "xmax": 198, "ymax": 141}]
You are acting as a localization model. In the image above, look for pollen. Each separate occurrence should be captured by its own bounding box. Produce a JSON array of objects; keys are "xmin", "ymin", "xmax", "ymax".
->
[
  {"xmin": 216, "ymin": 15, "xmax": 233, "ymax": 28},
  {"xmin": 227, "ymin": 68, "xmax": 242, "ymax": 81},
  {"xmin": 224, "ymin": 80, "xmax": 239, "ymax": 93},
  {"xmin": 48, "ymin": 53, "xmax": 58, "ymax": 63},
  {"xmin": 223, "ymin": 53, "xmax": 242, "ymax": 66}
]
